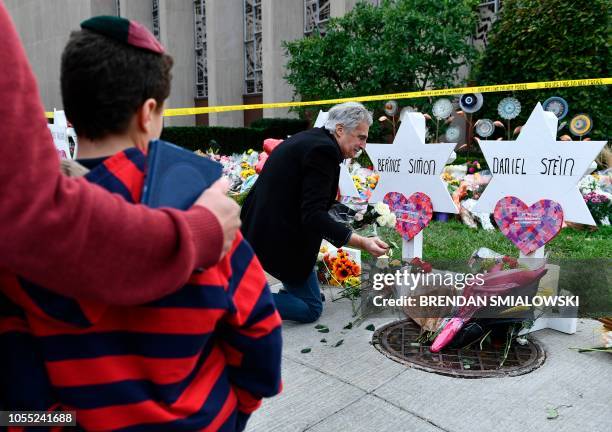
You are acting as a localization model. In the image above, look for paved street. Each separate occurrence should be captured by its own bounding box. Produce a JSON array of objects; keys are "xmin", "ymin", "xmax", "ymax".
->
[{"xmin": 248, "ymin": 284, "xmax": 611, "ymax": 432}]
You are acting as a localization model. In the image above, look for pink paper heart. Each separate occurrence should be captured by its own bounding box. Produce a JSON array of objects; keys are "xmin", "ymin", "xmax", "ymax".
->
[
  {"xmin": 493, "ymin": 196, "xmax": 564, "ymax": 255},
  {"xmin": 383, "ymin": 192, "xmax": 433, "ymax": 241}
]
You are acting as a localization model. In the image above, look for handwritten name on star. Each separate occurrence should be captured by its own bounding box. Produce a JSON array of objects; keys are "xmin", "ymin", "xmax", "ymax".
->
[
  {"xmin": 376, "ymin": 157, "xmax": 437, "ymax": 175},
  {"xmin": 491, "ymin": 156, "xmax": 575, "ymax": 176}
]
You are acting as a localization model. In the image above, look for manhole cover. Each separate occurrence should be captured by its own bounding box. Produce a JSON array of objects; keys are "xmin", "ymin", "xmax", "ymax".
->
[{"xmin": 372, "ymin": 319, "xmax": 545, "ymax": 378}]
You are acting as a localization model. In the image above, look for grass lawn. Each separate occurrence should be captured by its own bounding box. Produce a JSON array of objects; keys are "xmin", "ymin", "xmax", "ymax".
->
[
  {"xmin": 420, "ymin": 220, "xmax": 612, "ymax": 260},
  {"xmin": 374, "ymin": 220, "xmax": 611, "ymax": 317}
]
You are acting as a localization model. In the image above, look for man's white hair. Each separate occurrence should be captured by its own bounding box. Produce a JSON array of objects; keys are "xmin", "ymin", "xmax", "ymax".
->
[{"xmin": 324, "ymin": 102, "xmax": 373, "ymax": 133}]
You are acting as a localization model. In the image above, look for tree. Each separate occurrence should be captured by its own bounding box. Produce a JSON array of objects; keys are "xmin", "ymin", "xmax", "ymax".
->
[
  {"xmin": 473, "ymin": 0, "xmax": 611, "ymax": 141},
  {"xmin": 283, "ymin": 0, "xmax": 479, "ymax": 125}
]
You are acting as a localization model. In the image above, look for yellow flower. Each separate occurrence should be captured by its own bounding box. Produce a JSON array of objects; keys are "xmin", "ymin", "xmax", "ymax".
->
[
  {"xmin": 344, "ymin": 276, "xmax": 360, "ymax": 287},
  {"xmin": 240, "ymin": 168, "xmax": 256, "ymax": 179}
]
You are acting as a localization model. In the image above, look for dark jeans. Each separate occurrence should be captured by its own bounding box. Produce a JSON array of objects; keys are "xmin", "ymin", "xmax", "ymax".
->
[{"xmin": 272, "ymin": 271, "xmax": 323, "ymax": 323}]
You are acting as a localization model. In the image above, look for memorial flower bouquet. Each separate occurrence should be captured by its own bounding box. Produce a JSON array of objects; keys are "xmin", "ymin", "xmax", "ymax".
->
[
  {"xmin": 320, "ymin": 248, "xmax": 361, "ymax": 286},
  {"xmin": 583, "ymin": 191, "xmax": 611, "ymax": 225},
  {"xmin": 465, "ymin": 159, "xmax": 481, "ymax": 174},
  {"xmin": 351, "ymin": 201, "xmax": 396, "ymax": 232},
  {"xmin": 351, "ymin": 172, "xmax": 379, "ymax": 201},
  {"xmin": 317, "ymin": 245, "xmax": 363, "ymax": 314}
]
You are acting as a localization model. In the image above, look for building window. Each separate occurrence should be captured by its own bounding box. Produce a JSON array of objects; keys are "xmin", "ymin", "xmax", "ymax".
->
[
  {"xmin": 304, "ymin": 0, "xmax": 330, "ymax": 36},
  {"xmin": 152, "ymin": 0, "xmax": 160, "ymax": 40},
  {"xmin": 473, "ymin": 0, "xmax": 502, "ymax": 49},
  {"xmin": 194, "ymin": 0, "xmax": 207, "ymax": 98},
  {"xmin": 244, "ymin": 0, "xmax": 262, "ymax": 94}
]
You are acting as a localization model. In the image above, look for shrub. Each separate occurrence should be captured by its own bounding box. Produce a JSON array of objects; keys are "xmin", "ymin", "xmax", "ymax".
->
[
  {"xmin": 473, "ymin": 0, "xmax": 611, "ymax": 140},
  {"xmin": 283, "ymin": 0, "xmax": 479, "ymax": 123},
  {"xmin": 250, "ymin": 117, "xmax": 310, "ymax": 138},
  {"xmin": 161, "ymin": 126, "xmax": 265, "ymax": 155}
]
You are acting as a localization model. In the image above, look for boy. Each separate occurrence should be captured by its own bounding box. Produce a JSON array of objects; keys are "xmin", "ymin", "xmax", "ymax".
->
[{"xmin": 1, "ymin": 16, "xmax": 281, "ymax": 431}]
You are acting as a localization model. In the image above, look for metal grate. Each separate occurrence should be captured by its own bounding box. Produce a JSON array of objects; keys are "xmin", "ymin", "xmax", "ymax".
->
[
  {"xmin": 194, "ymin": 0, "xmax": 207, "ymax": 98},
  {"xmin": 304, "ymin": 0, "xmax": 330, "ymax": 36},
  {"xmin": 372, "ymin": 319, "xmax": 545, "ymax": 378},
  {"xmin": 244, "ymin": 0, "xmax": 263, "ymax": 94},
  {"xmin": 472, "ymin": 0, "xmax": 503, "ymax": 49},
  {"xmin": 152, "ymin": 0, "xmax": 160, "ymax": 41}
]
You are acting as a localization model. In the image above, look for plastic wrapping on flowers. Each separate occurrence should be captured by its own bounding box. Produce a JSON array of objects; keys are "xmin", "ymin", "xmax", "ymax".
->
[
  {"xmin": 343, "ymin": 160, "xmax": 379, "ymax": 203},
  {"xmin": 439, "ymin": 163, "xmax": 494, "ymax": 230},
  {"xmin": 316, "ymin": 244, "xmax": 363, "ymax": 315},
  {"xmin": 578, "ymin": 170, "xmax": 612, "ymax": 225},
  {"xmin": 199, "ymin": 149, "xmax": 260, "ymax": 195}
]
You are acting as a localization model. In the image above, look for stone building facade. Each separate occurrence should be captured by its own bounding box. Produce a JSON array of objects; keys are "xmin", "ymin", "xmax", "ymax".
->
[{"xmin": 6, "ymin": 0, "xmax": 499, "ymax": 127}]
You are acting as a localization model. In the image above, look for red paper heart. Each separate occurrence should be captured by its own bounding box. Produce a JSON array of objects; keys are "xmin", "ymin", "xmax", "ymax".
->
[
  {"xmin": 494, "ymin": 196, "xmax": 564, "ymax": 255},
  {"xmin": 383, "ymin": 192, "xmax": 433, "ymax": 241}
]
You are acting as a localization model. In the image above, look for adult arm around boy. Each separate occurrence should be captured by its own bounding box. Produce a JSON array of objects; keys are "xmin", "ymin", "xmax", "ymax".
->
[{"xmin": 0, "ymin": 3, "xmax": 239, "ymax": 305}]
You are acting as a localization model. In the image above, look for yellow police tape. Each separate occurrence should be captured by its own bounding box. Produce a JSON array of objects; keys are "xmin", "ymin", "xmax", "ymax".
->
[{"xmin": 46, "ymin": 77, "xmax": 611, "ymax": 119}]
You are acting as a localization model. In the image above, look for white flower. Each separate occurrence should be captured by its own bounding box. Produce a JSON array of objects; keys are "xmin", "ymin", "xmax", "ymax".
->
[
  {"xmin": 317, "ymin": 252, "xmax": 325, "ymax": 262},
  {"xmin": 374, "ymin": 202, "xmax": 390, "ymax": 216},
  {"xmin": 354, "ymin": 212, "xmax": 364, "ymax": 222},
  {"xmin": 578, "ymin": 175, "xmax": 598, "ymax": 194},
  {"xmin": 384, "ymin": 213, "xmax": 397, "ymax": 228},
  {"xmin": 376, "ymin": 255, "xmax": 389, "ymax": 269},
  {"xmin": 376, "ymin": 215, "xmax": 387, "ymax": 226}
]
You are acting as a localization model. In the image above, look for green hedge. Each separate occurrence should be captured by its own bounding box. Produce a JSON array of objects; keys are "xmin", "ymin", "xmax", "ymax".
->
[
  {"xmin": 161, "ymin": 126, "xmax": 265, "ymax": 154},
  {"xmin": 161, "ymin": 118, "xmax": 310, "ymax": 155},
  {"xmin": 473, "ymin": 0, "xmax": 611, "ymax": 141},
  {"xmin": 249, "ymin": 117, "xmax": 310, "ymax": 138}
]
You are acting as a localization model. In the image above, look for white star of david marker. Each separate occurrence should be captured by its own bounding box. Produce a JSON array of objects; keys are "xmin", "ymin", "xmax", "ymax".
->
[
  {"xmin": 314, "ymin": 110, "xmax": 359, "ymax": 198},
  {"xmin": 366, "ymin": 113, "xmax": 458, "ymax": 213},
  {"xmin": 473, "ymin": 103, "xmax": 607, "ymax": 225}
]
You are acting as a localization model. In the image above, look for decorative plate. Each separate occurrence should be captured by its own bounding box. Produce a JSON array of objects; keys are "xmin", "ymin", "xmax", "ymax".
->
[
  {"xmin": 542, "ymin": 96, "xmax": 569, "ymax": 120},
  {"xmin": 432, "ymin": 98, "xmax": 453, "ymax": 119},
  {"xmin": 475, "ymin": 119, "xmax": 495, "ymax": 138},
  {"xmin": 498, "ymin": 97, "xmax": 521, "ymax": 120},
  {"xmin": 384, "ymin": 100, "xmax": 398, "ymax": 116},
  {"xmin": 445, "ymin": 125, "xmax": 461, "ymax": 142},
  {"xmin": 459, "ymin": 93, "xmax": 483, "ymax": 113},
  {"xmin": 569, "ymin": 114, "xmax": 592, "ymax": 136}
]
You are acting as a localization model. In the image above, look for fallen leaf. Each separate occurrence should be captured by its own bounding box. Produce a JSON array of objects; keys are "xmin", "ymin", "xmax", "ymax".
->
[
  {"xmin": 366, "ymin": 324, "xmax": 375, "ymax": 331},
  {"xmin": 334, "ymin": 339, "xmax": 344, "ymax": 347},
  {"xmin": 320, "ymin": 338, "xmax": 327, "ymax": 343},
  {"xmin": 343, "ymin": 322, "xmax": 353, "ymax": 330},
  {"xmin": 546, "ymin": 408, "xmax": 559, "ymax": 420},
  {"xmin": 318, "ymin": 328, "xmax": 330, "ymax": 333},
  {"xmin": 314, "ymin": 324, "xmax": 327, "ymax": 330},
  {"xmin": 301, "ymin": 348, "xmax": 312, "ymax": 354}
]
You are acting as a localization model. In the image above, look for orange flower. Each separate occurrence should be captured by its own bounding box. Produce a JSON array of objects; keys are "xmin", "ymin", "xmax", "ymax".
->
[{"xmin": 336, "ymin": 267, "xmax": 350, "ymax": 281}]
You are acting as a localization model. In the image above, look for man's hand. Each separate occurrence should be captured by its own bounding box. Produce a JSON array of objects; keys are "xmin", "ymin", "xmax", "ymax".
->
[
  {"xmin": 348, "ymin": 233, "xmax": 388, "ymax": 257},
  {"xmin": 362, "ymin": 236, "xmax": 389, "ymax": 257},
  {"xmin": 194, "ymin": 178, "xmax": 241, "ymax": 259}
]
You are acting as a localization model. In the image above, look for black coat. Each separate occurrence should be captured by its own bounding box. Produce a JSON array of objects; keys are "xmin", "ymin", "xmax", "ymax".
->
[{"xmin": 241, "ymin": 127, "xmax": 352, "ymax": 282}]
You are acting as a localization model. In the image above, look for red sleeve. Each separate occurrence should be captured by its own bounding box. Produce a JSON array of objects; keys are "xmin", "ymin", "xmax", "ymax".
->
[{"xmin": 0, "ymin": 3, "xmax": 223, "ymax": 305}]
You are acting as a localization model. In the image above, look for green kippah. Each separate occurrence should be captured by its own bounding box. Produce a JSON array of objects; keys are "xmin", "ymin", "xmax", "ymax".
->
[{"xmin": 80, "ymin": 15, "xmax": 165, "ymax": 54}]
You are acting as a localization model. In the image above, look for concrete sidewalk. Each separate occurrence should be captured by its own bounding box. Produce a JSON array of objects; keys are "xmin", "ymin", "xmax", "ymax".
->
[{"xmin": 247, "ymin": 287, "xmax": 611, "ymax": 432}]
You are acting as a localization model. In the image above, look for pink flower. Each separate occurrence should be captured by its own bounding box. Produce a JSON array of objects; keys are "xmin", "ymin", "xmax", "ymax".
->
[{"xmin": 468, "ymin": 167, "xmax": 475, "ymax": 173}]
